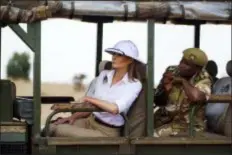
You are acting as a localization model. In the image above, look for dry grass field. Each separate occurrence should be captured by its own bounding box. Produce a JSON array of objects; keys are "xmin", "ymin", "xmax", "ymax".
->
[{"xmin": 13, "ymin": 80, "xmax": 86, "ymax": 126}]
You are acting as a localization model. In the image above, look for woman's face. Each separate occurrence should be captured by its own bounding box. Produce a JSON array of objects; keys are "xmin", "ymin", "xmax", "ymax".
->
[{"xmin": 111, "ymin": 53, "xmax": 133, "ymax": 69}]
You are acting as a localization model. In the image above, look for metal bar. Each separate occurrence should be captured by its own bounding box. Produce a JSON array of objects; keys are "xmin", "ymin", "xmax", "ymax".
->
[
  {"xmin": 189, "ymin": 104, "xmax": 196, "ymax": 137},
  {"xmin": 0, "ymin": 26, "xmax": 1, "ymax": 79},
  {"xmin": 8, "ymin": 24, "xmax": 35, "ymax": 51},
  {"xmin": 95, "ymin": 22, "xmax": 103, "ymax": 76},
  {"xmin": 147, "ymin": 20, "xmax": 154, "ymax": 136},
  {"xmin": 28, "ymin": 22, "xmax": 41, "ymax": 137},
  {"xmin": 194, "ymin": 24, "xmax": 200, "ymax": 48},
  {"xmin": 188, "ymin": 24, "xmax": 201, "ymax": 137}
]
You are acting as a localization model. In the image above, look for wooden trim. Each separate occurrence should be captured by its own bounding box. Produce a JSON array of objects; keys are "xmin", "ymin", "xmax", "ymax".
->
[
  {"xmin": 0, "ymin": 125, "xmax": 26, "ymax": 133},
  {"xmin": 46, "ymin": 137, "xmax": 129, "ymax": 145},
  {"xmin": 131, "ymin": 137, "xmax": 231, "ymax": 145}
]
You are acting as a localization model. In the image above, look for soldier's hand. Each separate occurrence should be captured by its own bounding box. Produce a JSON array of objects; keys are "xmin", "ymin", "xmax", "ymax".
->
[
  {"xmin": 172, "ymin": 77, "xmax": 184, "ymax": 84},
  {"xmin": 163, "ymin": 72, "xmax": 174, "ymax": 78},
  {"xmin": 162, "ymin": 72, "xmax": 174, "ymax": 84},
  {"xmin": 164, "ymin": 83, "xmax": 172, "ymax": 92}
]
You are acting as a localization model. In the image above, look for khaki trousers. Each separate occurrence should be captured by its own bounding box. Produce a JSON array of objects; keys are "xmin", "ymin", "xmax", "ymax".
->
[{"xmin": 49, "ymin": 115, "xmax": 120, "ymax": 137}]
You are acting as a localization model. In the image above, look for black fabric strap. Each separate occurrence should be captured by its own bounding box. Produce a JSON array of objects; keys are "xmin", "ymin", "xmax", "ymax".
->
[
  {"xmin": 123, "ymin": 3, "xmax": 128, "ymax": 21},
  {"xmin": 69, "ymin": 1, "xmax": 75, "ymax": 19},
  {"xmin": 229, "ymin": 2, "xmax": 232, "ymax": 20}
]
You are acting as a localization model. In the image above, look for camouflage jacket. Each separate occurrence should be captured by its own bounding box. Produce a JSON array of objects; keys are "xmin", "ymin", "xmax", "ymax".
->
[{"xmin": 157, "ymin": 65, "xmax": 212, "ymax": 131}]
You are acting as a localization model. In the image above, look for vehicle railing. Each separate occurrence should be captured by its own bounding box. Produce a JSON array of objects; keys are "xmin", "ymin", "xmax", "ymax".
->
[
  {"xmin": 17, "ymin": 96, "xmax": 75, "ymax": 104},
  {"xmin": 44, "ymin": 103, "xmax": 129, "ymax": 137},
  {"xmin": 43, "ymin": 95, "xmax": 231, "ymax": 139},
  {"xmin": 189, "ymin": 95, "xmax": 232, "ymax": 137}
]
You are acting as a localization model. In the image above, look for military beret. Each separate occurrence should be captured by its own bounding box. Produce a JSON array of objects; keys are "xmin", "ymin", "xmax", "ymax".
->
[{"xmin": 183, "ymin": 48, "xmax": 208, "ymax": 67}]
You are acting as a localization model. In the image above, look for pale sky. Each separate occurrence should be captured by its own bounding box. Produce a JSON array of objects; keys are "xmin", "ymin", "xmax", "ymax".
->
[{"xmin": 1, "ymin": 19, "xmax": 231, "ymax": 85}]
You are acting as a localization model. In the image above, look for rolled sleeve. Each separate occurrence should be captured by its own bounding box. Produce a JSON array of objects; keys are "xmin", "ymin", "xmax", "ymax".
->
[
  {"xmin": 114, "ymin": 81, "xmax": 142, "ymax": 114},
  {"xmin": 194, "ymin": 78, "xmax": 212, "ymax": 100}
]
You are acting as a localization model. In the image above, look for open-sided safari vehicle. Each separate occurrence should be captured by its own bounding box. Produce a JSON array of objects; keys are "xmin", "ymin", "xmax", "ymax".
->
[{"xmin": 0, "ymin": 0, "xmax": 231, "ymax": 155}]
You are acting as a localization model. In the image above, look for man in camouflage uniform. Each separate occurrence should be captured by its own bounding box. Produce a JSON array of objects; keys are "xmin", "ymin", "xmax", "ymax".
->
[{"xmin": 153, "ymin": 48, "xmax": 212, "ymax": 137}]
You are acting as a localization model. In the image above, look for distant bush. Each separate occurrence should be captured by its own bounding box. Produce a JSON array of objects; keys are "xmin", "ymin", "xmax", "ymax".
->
[
  {"xmin": 6, "ymin": 52, "xmax": 31, "ymax": 80},
  {"xmin": 73, "ymin": 73, "xmax": 87, "ymax": 91}
]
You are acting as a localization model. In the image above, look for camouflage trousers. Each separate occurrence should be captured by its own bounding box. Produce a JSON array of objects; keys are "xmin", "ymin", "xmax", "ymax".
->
[
  {"xmin": 153, "ymin": 108, "xmax": 204, "ymax": 137},
  {"xmin": 153, "ymin": 107, "xmax": 174, "ymax": 129},
  {"xmin": 48, "ymin": 114, "xmax": 120, "ymax": 137},
  {"xmin": 154, "ymin": 122, "xmax": 189, "ymax": 137}
]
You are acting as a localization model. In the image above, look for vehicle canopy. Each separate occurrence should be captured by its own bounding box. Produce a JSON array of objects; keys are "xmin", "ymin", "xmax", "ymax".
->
[
  {"xmin": 0, "ymin": 0, "xmax": 232, "ymax": 24},
  {"xmin": 0, "ymin": 1, "xmax": 232, "ymax": 155}
]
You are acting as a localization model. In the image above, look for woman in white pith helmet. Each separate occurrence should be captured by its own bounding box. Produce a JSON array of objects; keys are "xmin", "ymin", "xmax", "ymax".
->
[{"xmin": 50, "ymin": 40, "xmax": 143, "ymax": 137}]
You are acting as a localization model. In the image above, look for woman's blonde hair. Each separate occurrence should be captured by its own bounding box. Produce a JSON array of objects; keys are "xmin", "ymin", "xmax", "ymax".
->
[{"xmin": 127, "ymin": 60, "xmax": 145, "ymax": 82}]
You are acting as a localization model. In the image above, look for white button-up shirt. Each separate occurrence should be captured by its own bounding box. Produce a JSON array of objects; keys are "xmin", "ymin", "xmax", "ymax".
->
[{"xmin": 88, "ymin": 70, "xmax": 142, "ymax": 126}]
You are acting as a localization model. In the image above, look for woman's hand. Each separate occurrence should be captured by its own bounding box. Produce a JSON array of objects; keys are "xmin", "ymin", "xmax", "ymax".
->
[
  {"xmin": 83, "ymin": 96, "xmax": 94, "ymax": 103},
  {"xmin": 54, "ymin": 115, "xmax": 77, "ymax": 125},
  {"xmin": 172, "ymin": 77, "xmax": 185, "ymax": 84}
]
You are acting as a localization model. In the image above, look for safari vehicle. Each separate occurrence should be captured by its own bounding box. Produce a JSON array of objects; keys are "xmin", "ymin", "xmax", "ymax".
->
[{"xmin": 0, "ymin": 0, "xmax": 231, "ymax": 155}]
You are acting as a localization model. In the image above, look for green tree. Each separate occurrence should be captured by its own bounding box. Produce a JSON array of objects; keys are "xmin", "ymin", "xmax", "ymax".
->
[{"xmin": 6, "ymin": 52, "xmax": 31, "ymax": 80}]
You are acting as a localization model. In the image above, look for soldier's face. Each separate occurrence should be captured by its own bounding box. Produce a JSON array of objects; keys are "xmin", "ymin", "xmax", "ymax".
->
[
  {"xmin": 111, "ymin": 53, "xmax": 133, "ymax": 69},
  {"xmin": 178, "ymin": 58, "xmax": 199, "ymax": 77}
]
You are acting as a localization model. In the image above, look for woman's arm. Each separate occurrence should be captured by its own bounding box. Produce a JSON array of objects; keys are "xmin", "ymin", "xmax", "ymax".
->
[
  {"xmin": 83, "ymin": 97, "xmax": 118, "ymax": 114},
  {"xmin": 182, "ymin": 79, "xmax": 207, "ymax": 102},
  {"xmin": 84, "ymin": 81, "xmax": 142, "ymax": 115},
  {"xmin": 72, "ymin": 111, "xmax": 91, "ymax": 119},
  {"xmin": 173, "ymin": 77, "xmax": 212, "ymax": 103}
]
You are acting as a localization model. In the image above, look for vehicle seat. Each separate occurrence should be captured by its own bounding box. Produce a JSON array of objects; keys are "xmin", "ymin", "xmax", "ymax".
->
[
  {"xmin": 226, "ymin": 60, "xmax": 232, "ymax": 77},
  {"xmin": 0, "ymin": 80, "xmax": 31, "ymax": 122},
  {"xmin": 126, "ymin": 62, "xmax": 147, "ymax": 137},
  {"xmin": 205, "ymin": 60, "xmax": 219, "ymax": 86},
  {"xmin": 93, "ymin": 61, "xmax": 147, "ymax": 137},
  {"xmin": 205, "ymin": 60, "xmax": 232, "ymax": 137},
  {"xmin": 39, "ymin": 61, "xmax": 147, "ymax": 151},
  {"xmin": 0, "ymin": 80, "xmax": 15, "ymax": 121}
]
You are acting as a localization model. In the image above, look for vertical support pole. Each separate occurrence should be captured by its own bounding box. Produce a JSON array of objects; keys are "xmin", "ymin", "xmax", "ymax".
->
[
  {"xmin": 28, "ymin": 22, "xmax": 41, "ymax": 139},
  {"xmin": 95, "ymin": 22, "xmax": 103, "ymax": 76},
  {"xmin": 0, "ymin": 26, "xmax": 1, "ymax": 79},
  {"xmin": 147, "ymin": 20, "xmax": 154, "ymax": 136},
  {"xmin": 194, "ymin": 24, "xmax": 200, "ymax": 48},
  {"xmin": 189, "ymin": 24, "xmax": 201, "ymax": 137}
]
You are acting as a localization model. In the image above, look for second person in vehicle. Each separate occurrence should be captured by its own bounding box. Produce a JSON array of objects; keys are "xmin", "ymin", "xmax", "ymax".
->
[{"xmin": 154, "ymin": 48, "xmax": 212, "ymax": 137}]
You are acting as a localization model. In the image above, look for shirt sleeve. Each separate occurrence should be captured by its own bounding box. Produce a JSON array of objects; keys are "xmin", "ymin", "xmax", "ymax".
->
[
  {"xmin": 114, "ymin": 81, "xmax": 142, "ymax": 114},
  {"xmin": 194, "ymin": 78, "xmax": 212, "ymax": 100},
  {"xmin": 89, "ymin": 70, "xmax": 108, "ymax": 94},
  {"xmin": 85, "ymin": 78, "xmax": 97, "ymax": 97}
]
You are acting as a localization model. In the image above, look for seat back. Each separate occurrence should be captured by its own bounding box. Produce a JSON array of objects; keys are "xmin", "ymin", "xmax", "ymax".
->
[
  {"xmin": 222, "ymin": 60, "xmax": 232, "ymax": 137},
  {"xmin": 93, "ymin": 61, "xmax": 147, "ymax": 137},
  {"xmin": 0, "ymin": 80, "xmax": 16, "ymax": 121},
  {"xmin": 205, "ymin": 60, "xmax": 218, "ymax": 85},
  {"xmin": 226, "ymin": 60, "xmax": 232, "ymax": 77},
  {"xmin": 126, "ymin": 63, "xmax": 147, "ymax": 137},
  {"xmin": 223, "ymin": 103, "xmax": 231, "ymax": 137},
  {"xmin": 205, "ymin": 60, "xmax": 232, "ymax": 136},
  {"xmin": 86, "ymin": 61, "xmax": 147, "ymax": 137}
]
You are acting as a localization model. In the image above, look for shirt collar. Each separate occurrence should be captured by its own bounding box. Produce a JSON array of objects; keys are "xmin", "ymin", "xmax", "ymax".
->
[{"xmin": 106, "ymin": 70, "xmax": 129, "ymax": 84}]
